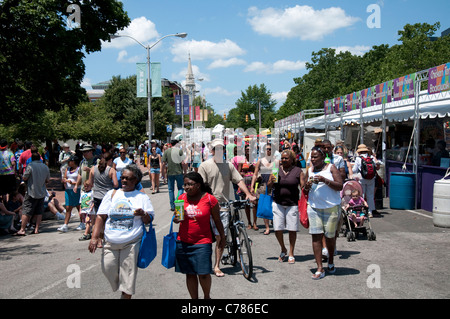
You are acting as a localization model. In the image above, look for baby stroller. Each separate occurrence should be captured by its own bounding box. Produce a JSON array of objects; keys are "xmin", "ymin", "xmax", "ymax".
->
[{"xmin": 340, "ymin": 180, "xmax": 376, "ymax": 241}]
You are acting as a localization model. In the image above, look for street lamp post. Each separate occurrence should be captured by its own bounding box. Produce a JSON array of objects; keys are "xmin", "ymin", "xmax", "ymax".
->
[{"xmin": 110, "ymin": 32, "xmax": 187, "ymax": 139}]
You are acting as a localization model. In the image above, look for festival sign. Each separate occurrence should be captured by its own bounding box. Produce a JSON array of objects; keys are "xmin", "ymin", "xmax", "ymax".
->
[
  {"xmin": 376, "ymin": 80, "xmax": 393, "ymax": 105},
  {"xmin": 324, "ymin": 99, "xmax": 334, "ymax": 115},
  {"xmin": 393, "ymin": 73, "xmax": 415, "ymax": 101},
  {"xmin": 428, "ymin": 63, "xmax": 450, "ymax": 94},
  {"xmin": 346, "ymin": 91, "xmax": 360, "ymax": 111},
  {"xmin": 360, "ymin": 88, "xmax": 372, "ymax": 108},
  {"xmin": 334, "ymin": 96, "xmax": 345, "ymax": 114}
]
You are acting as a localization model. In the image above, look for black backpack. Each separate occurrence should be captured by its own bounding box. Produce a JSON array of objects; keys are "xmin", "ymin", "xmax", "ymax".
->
[{"xmin": 361, "ymin": 156, "xmax": 376, "ymax": 180}]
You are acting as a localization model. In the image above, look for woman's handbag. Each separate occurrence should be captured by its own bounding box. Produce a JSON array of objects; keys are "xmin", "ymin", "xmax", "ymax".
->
[
  {"xmin": 299, "ymin": 189, "xmax": 309, "ymax": 228},
  {"xmin": 137, "ymin": 220, "xmax": 157, "ymax": 269},
  {"xmin": 256, "ymin": 186, "xmax": 273, "ymax": 220},
  {"xmin": 161, "ymin": 216, "xmax": 178, "ymax": 269}
]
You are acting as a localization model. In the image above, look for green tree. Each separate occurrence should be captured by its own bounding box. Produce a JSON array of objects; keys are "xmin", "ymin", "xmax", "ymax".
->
[
  {"xmin": 227, "ymin": 84, "xmax": 277, "ymax": 130},
  {"xmin": 0, "ymin": 0, "xmax": 130, "ymax": 124}
]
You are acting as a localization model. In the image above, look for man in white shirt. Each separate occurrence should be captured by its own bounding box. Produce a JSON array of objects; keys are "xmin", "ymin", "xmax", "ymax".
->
[{"xmin": 352, "ymin": 144, "xmax": 381, "ymax": 217}]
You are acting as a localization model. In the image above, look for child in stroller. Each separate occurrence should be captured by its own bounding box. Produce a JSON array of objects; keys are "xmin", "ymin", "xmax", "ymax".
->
[
  {"xmin": 344, "ymin": 189, "xmax": 368, "ymax": 228},
  {"xmin": 340, "ymin": 180, "xmax": 376, "ymax": 241}
]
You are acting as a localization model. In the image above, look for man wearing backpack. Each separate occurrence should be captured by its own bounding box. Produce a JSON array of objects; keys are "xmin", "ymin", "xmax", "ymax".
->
[{"xmin": 351, "ymin": 144, "xmax": 381, "ymax": 217}]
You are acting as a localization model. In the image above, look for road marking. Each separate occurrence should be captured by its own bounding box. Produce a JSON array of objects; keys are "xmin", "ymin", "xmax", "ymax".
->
[
  {"xmin": 405, "ymin": 210, "xmax": 432, "ymax": 219},
  {"xmin": 24, "ymin": 220, "xmax": 173, "ymax": 299},
  {"xmin": 24, "ymin": 263, "xmax": 100, "ymax": 299}
]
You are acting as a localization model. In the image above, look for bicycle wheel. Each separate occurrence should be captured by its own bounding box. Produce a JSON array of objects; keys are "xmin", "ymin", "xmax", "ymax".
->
[
  {"xmin": 236, "ymin": 225, "xmax": 253, "ymax": 280},
  {"xmin": 225, "ymin": 225, "xmax": 237, "ymax": 266}
]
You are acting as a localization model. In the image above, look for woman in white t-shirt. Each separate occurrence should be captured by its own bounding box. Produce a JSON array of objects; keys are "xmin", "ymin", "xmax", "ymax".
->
[
  {"xmin": 304, "ymin": 147, "xmax": 343, "ymax": 280},
  {"xmin": 88, "ymin": 164, "xmax": 154, "ymax": 299},
  {"xmin": 112, "ymin": 147, "xmax": 133, "ymax": 188}
]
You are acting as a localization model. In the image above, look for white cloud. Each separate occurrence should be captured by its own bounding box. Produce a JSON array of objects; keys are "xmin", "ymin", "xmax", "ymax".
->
[
  {"xmin": 116, "ymin": 50, "xmax": 142, "ymax": 63},
  {"xmin": 203, "ymin": 86, "xmax": 239, "ymax": 96},
  {"xmin": 208, "ymin": 58, "xmax": 247, "ymax": 69},
  {"xmin": 173, "ymin": 64, "xmax": 210, "ymax": 84},
  {"xmin": 248, "ymin": 5, "xmax": 360, "ymax": 41},
  {"xmin": 171, "ymin": 39, "xmax": 246, "ymax": 63},
  {"xmin": 272, "ymin": 91, "xmax": 289, "ymax": 105},
  {"xmin": 102, "ymin": 16, "xmax": 159, "ymax": 49},
  {"xmin": 332, "ymin": 45, "xmax": 371, "ymax": 56},
  {"xmin": 244, "ymin": 60, "xmax": 306, "ymax": 74},
  {"xmin": 81, "ymin": 78, "xmax": 92, "ymax": 89}
]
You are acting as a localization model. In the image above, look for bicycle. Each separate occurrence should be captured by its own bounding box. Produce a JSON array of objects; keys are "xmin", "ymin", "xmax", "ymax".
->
[{"xmin": 220, "ymin": 199, "xmax": 253, "ymax": 280}]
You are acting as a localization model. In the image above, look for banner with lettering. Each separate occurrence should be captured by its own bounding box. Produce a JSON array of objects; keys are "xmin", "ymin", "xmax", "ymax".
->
[
  {"xmin": 376, "ymin": 81, "xmax": 393, "ymax": 105},
  {"xmin": 324, "ymin": 99, "xmax": 334, "ymax": 115},
  {"xmin": 346, "ymin": 91, "xmax": 360, "ymax": 111},
  {"xmin": 136, "ymin": 63, "xmax": 147, "ymax": 98},
  {"xmin": 428, "ymin": 63, "xmax": 450, "ymax": 94},
  {"xmin": 393, "ymin": 73, "xmax": 415, "ymax": 101},
  {"xmin": 334, "ymin": 96, "xmax": 345, "ymax": 114}
]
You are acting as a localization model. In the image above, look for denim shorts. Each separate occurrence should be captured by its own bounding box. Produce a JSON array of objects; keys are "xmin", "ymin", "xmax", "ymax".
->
[{"xmin": 150, "ymin": 168, "xmax": 160, "ymax": 174}]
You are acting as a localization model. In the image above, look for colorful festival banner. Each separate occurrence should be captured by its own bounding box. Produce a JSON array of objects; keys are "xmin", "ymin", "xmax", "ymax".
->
[
  {"xmin": 136, "ymin": 63, "xmax": 147, "ymax": 98},
  {"xmin": 393, "ymin": 73, "xmax": 415, "ymax": 101},
  {"xmin": 334, "ymin": 96, "xmax": 345, "ymax": 114},
  {"xmin": 346, "ymin": 91, "xmax": 360, "ymax": 111},
  {"xmin": 324, "ymin": 99, "xmax": 334, "ymax": 115},
  {"xmin": 428, "ymin": 63, "xmax": 450, "ymax": 94},
  {"xmin": 376, "ymin": 81, "xmax": 393, "ymax": 105}
]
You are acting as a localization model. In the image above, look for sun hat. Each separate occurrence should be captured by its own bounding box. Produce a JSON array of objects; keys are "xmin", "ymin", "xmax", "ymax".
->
[
  {"xmin": 80, "ymin": 144, "xmax": 94, "ymax": 152},
  {"xmin": 356, "ymin": 144, "xmax": 370, "ymax": 153}
]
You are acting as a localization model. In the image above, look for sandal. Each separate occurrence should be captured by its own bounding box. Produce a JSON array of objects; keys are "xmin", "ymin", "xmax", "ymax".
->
[
  {"xmin": 312, "ymin": 270, "xmax": 325, "ymax": 280},
  {"xmin": 327, "ymin": 263, "xmax": 336, "ymax": 274},
  {"xmin": 288, "ymin": 256, "xmax": 295, "ymax": 264},
  {"xmin": 278, "ymin": 251, "xmax": 287, "ymax": 263}
]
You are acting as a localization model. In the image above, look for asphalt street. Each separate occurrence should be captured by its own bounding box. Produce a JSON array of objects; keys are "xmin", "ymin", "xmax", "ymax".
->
[{"xmin": 0, "ymin": 169, "xmax": 449, "ymax": 302}]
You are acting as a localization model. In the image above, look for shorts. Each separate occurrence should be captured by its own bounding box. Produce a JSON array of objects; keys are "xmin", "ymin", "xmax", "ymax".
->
[
  {"xmin": 175, "ymin": 242, "xmax": 212, "ymax": 275},
  {"xmin": 307, "ymin": 205, "xmax": 340, "ymax": 238},
  {"xmin": 150, "ymin": 167, "xmax": 160, "ymax": 174},
  {"xmin": 211, "ymin": 206, "xmax": 229, "ymax": 237},
  {"xmin": 92, "ymin": 198, "xmax": 103, "ymax": 215},
  {"xmin": 272, "ymin": 202, "xmax": 299, "ymax": 231},
  {"xmin": 22, "ymin": 194, "xmax": 45, "ymax": 217}
]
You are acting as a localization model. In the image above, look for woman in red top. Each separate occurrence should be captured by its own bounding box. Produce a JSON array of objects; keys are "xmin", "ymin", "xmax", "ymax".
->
[{"xmin": 174, "ymin": 172, "xmax": 225, "ymax": 299}]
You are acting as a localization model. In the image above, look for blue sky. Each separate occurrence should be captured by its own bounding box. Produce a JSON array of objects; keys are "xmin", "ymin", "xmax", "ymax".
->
[{"xmin": 82, "ymin": 0, "xmax": 449, "ymax": 116}]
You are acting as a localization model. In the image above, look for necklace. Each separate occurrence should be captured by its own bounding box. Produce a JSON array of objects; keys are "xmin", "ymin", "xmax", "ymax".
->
[
  {"xmin": 281, "ymin": 165, "xmax": 293, "ymax": 175},
  {"xmin": 313, "ymin": 163, "xmax": 326, "ymax": 172}
]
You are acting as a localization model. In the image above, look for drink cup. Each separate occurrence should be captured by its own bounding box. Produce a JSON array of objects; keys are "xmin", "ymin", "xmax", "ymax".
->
[{"xmin": 174, "ymin": 200, "xmax": 185, "ymax": 221}]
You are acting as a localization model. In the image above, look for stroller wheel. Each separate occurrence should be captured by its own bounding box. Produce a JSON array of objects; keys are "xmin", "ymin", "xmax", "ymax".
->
[
  {"xmin": 368, "ymin": 230, "xmax": 376, "ymax": 241},
  {"xmin": 347, "ymin": 231, "xmax": 355, "ymax": 242}
]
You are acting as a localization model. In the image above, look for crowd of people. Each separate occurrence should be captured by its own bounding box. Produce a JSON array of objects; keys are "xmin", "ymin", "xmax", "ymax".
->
[{"xmin": 1, "ymin": 135, "xmax": 384, "ymax": 298}]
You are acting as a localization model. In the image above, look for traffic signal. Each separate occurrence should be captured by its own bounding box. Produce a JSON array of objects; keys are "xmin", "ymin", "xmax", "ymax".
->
[
  {"xmin": 246, "ymin": 114, "xmax": 249, "ymax": 122},
  {"xmin": 223, "ymin": 113, "xmax": 226, "ymax": 121}
]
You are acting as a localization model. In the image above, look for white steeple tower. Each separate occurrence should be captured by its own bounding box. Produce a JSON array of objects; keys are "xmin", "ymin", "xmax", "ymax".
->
[{"xmin": 185, "ymin": 53, "xmax": 196, "ymax": 126}]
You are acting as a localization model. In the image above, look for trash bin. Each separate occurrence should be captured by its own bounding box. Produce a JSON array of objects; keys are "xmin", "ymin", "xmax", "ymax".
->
[
  {"xmin": 433, "ymin": 173, "xmax": 450, "ymax": 228},
  {"xmin": 389, "ymin": 172, "xmax": 415, "ymax": 210}
]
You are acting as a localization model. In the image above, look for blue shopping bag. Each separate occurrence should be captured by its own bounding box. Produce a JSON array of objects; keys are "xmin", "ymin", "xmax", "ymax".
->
[
  {"xmin": 137, "ymin": 220, "xmax": 157, "ymax": 269},
  {"xmin": 256, "ymin": 186, "xmax": 273, "ymax": 220},
  {"xmin": 161, "ymin": 216, "xmax": 178, "ymax": 269}
]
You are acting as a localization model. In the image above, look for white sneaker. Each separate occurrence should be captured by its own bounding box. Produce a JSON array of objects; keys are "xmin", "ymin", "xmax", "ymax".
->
[
  {"xmin": 76, "ymin": 223, "xmax": 85, "ymax": 230},
  {"xmin": 57, "ymin": 224, "xmax": 69, "ymax": 232},
  {"xmin": 56, "ymin": 212, "xmax": 65, "ymax": 220}
]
